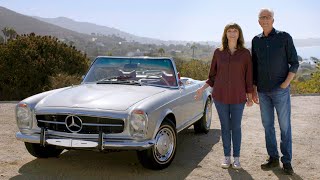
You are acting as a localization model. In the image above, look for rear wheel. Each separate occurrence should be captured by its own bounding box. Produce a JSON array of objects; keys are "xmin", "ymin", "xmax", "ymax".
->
[
  {"xmin": 194, "ymin": 98, "xmax": 212, "ymax": 134},
  {"xmin": 25, "ymin": 142, "xmax": 63, "ymax": 158},
  {"xmin": 137, "ymin": 120, "xmax": 177, "ymax": 170}
]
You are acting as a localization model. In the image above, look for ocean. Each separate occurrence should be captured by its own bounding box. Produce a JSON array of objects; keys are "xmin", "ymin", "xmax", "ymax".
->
[{"xmin": 296, "ymin": 46, "xmax": 320, "ymax": 59}]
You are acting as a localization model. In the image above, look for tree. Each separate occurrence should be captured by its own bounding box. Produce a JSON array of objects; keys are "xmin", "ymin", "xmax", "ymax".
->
[
  {"xmin": 106, "ymin": 51, "xmax": 113, "ymax": 56},
  {"xmin": 2, "ymin": 27, "xmax": 17, "ymax": 43},
  {"xmin": 158, "ymin": 48, "xmax": 165, "ymax": 56},
  {"xmin": 7, "ymin": 28, "xmax": 17, "ymax": 40},
  {"xmin": 68, "ymin": 40, "xmax": 75, "ymax": 47},
  {"xmin": 0, "ymin": 35, "xmax": 4, "ymax": 44},
  {"xmin": 2, "ymin": 27, "xmax": 9, "ymax": 43},
  {"xmin": 0, "ymin": 33, "xmax": 90, "ymax": 100},
  {"xmin": 191, "ymin": 43, "xmax": 197, "ymax": 59}
]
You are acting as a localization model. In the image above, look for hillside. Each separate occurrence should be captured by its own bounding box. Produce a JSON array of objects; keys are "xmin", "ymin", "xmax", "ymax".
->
[
  {"xmin": 0, "ymin": 6, "xmax": 90, "ymax": 41},
  {"xmin": 0, "ymin": 6, "xmax": 134, "ymax": 58},
  {"xmin": 33, "ymin": 16, "xmax": 169, "ymax": 45}
]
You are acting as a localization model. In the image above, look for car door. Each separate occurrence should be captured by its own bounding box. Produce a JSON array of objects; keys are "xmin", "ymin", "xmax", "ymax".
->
[{"xmin": 174, "ymin": 80, "xmax": 203, "ymax": 129}]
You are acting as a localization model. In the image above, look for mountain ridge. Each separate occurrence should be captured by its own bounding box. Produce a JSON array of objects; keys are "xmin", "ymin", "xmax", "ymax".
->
[{"xmin": 1, "ymin": 6, "xmax": 319, "ymax": 47}]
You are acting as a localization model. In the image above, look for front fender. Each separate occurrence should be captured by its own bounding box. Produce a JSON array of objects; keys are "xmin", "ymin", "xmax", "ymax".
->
[{"xmin": 151, "ymin": 108, "xmax": 174, "ymax": 139}]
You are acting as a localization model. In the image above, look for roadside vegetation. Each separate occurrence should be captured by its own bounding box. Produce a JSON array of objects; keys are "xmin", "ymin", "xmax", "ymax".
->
[
  {"xmin": 0, "ymin": 28, "xmax": 318, "ymax": 100},
  {"xmin": 0, "ymin": 29, "xmax": 89, "ymax": 100}
]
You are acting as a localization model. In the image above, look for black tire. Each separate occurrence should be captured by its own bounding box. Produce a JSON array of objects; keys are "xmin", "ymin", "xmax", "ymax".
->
[
  {"xmin": 137, "ymin": 120, "xmax": 177, "ymax": 170},
  {"xmin": 194, "ymin": 98, "xmax": 212, "ymax": 134},
  {"xmin": 25, "ymin": 142, "xmax": 63, "ymax": 158}
]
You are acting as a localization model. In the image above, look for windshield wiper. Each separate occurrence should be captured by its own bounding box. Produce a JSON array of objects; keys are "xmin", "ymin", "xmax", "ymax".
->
[
  {"xmin": 97, "ymin": 75, "xmax": 131, "ymax": 82},
  {"xmin": 97, "ymin": 77, "xmax": 141, "ymax": 86}
]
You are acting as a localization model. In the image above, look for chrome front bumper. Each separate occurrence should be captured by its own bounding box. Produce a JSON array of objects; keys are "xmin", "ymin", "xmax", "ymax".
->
[{"xmin": 16, "ymin": 132, "xmax": 155, "ymax": 150}]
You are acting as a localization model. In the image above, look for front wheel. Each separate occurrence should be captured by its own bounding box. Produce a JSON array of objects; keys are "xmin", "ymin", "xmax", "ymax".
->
[
  {"xmin": 137, "ymin": 120, "xmax": 177, "ymax": 170},
  {"xmin": 25, "ymin": 142, "xmax": 63, "ymax": 158},
  {"xmin": 194, "ymin": 98, "xmax": 212, "ymax": 134}
]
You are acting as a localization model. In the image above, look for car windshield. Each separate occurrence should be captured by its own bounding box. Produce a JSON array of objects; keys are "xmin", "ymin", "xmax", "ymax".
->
[{"xmin": 83, "ymin": 57, "xmax": 178, "ymax": 87}]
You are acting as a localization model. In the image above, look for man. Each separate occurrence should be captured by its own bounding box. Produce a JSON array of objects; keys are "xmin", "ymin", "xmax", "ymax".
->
[{"xmin": 251, "ymin": 8, "xmax": 299, "ymax": 175}]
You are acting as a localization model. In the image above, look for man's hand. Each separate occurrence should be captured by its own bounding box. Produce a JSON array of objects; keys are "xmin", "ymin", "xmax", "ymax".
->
[
  {"xmin": 280, "ymin": 81, "xmax": 290, "ymax": 89},
  {"xmin": 281, "ymin": 72, "xmax": 295, "ymax": 89},
  {"xmin": 246, "ymin": 93, "xmax": 253, "ymax": 107}
]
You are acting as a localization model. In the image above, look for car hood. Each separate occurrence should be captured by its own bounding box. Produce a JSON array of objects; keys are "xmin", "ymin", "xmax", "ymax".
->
[{"xmin": 36, "ymin": 84, "xmax": 166, "ymax": 111}]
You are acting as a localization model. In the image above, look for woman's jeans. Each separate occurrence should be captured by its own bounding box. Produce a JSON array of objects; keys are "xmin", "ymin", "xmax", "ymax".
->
[
  {"xmin": 214, "ymin": 100, "xmax": 245, "ymax": 157},
  {"xmin": 258, "ymin": 86, "xmax": 292, "ymax": 164}
]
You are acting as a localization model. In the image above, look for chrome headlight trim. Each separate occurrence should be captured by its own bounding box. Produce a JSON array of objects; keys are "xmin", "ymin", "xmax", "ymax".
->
[
  {"xmin": 129, "ymin": 110, "xmax": 148, "ymax": 139},
  {"xmin": 16, "ymin": 103, "xmax": 33, "ymax": 129}
]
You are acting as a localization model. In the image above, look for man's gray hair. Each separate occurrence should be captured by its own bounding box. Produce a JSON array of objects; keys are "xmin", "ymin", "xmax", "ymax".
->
[{"xmin": 259, "ymin": 8, "xmax": 274, "ymax": 18}]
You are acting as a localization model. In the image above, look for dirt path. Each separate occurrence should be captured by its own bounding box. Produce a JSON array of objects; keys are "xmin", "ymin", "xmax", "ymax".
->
[{"xmin": 0, "ymin": 96, "xmax": 319, "ymax": 180}]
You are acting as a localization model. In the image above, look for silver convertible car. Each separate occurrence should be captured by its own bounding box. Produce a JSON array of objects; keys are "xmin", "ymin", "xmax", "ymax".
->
[{"xmin": 15, "ymin": 56, "xmax": 212, "ymax": 170}]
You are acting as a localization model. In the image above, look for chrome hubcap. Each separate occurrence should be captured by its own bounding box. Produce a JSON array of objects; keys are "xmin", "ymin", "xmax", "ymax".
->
[{"xmin": 154, "ymin": 127, "xmax": 175, "ymax": 162}]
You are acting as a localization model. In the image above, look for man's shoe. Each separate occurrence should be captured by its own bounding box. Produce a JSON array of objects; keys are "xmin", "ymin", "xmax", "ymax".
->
[
  {"xmin": 261, "ymin": 157, "xmax": 280, "ymax": 169},
  {"xmin": 283, "ymin": 163, "xmax": 294, "ymax": 175}
]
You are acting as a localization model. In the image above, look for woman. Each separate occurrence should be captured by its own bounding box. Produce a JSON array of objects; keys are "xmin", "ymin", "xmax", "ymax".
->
[{"xmin": 195, "ymin": 23, "xmax": 253, "ymax": 169}]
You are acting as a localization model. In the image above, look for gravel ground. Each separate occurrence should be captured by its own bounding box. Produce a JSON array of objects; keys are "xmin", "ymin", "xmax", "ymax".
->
[{"xmin": 0, "ymin": 96, "xmax": 319, "ymax": 180}]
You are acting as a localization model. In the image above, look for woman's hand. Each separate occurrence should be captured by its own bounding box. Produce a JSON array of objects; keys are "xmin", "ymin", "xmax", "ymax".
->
[
  {"xmin": 194, "ymin": 83, "xmax": 210, "ymax": 101},
  {"xmin": 246, "ymin": 100, "xmax": 253, "ymax": 107},
  {"xmin": 194, "ymin": 88, "xmax": 204, "ymax": 100},
  {"xmin": 246, "ymin": 93, "xmax": 253, "ymax": 107}
]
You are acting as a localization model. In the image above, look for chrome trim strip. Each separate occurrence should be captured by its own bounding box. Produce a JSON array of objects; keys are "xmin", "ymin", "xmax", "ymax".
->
[
  {"xmin": 38, "ymin": 120, "xmax": 65, "ymax": 125},
  {"xmin": 16, "ymin": 132, "xmax": 154, "ymax": 150},
  {"xmin": 38, "ymin": 120, "xmax": 123, "ymax": 127},
  {"xmin": 34, "ymin": 110, "xmax": 128, "ymax": 121},
  {"xmin": 82, "ymin": 123, "xmax": 123, "ymax": 127},
  {"xmin": 36, "ymin": 113, "xmax": 126, "ymax": 121}
]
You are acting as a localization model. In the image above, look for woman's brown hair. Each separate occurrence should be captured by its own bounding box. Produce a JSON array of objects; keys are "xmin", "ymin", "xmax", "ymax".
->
[{"xmin": 219, "ymin": 23, "xmax": 245, "ymax": 51}]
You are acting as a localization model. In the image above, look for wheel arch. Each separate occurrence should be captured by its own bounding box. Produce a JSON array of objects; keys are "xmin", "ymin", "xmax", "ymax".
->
[{"xmin": 151, "ymin": 109, "xmax": 176, "ymax": 139}]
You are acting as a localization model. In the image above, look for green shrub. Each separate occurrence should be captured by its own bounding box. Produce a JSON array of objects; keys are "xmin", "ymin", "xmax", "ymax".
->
[{"xmin": 0, "ymin": 33, "xmax": 89, "ymax": 100}]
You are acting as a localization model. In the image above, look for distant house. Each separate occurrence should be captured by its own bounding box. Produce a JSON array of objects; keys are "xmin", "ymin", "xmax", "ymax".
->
[
  {"xmin": 127, "ymin": 49, "xmax": 144, "ymax": 56},
  {"xmin": 299, "ymin": 60, "xmax": 316, "ymax": 69},
  {"xmin": 96, "ymin": 42, "xmax": 105, "ymax": 47}
]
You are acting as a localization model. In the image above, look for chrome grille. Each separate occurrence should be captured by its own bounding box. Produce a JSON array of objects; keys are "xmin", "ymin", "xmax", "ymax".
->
[{"xmin": 36, "ymin": 114, "xmax": 124, "ymax": 134}]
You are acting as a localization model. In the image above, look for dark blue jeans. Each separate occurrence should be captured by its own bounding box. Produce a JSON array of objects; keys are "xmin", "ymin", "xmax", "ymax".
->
[
  {"xmin": 214, "ymin": 100, "xmax": 245, "ymax": 157},
  {"xmin": 258, "ymin": 86, "xmax": 292, "ymax": 164}
]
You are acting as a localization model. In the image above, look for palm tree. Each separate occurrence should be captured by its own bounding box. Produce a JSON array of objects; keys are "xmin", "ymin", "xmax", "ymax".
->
[
  {"xmin": 158, "ymin": 48, "xmax": 165, "ymax": 56},
  {"xmin": 190, "ymin": 43, "xmax": 197, "ymax": 59}
]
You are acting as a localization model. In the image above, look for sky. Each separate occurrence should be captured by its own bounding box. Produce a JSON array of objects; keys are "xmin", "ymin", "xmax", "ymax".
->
[{"xmin": 1, "ymin": 0, "xmax": 319, "ymax": 42}]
